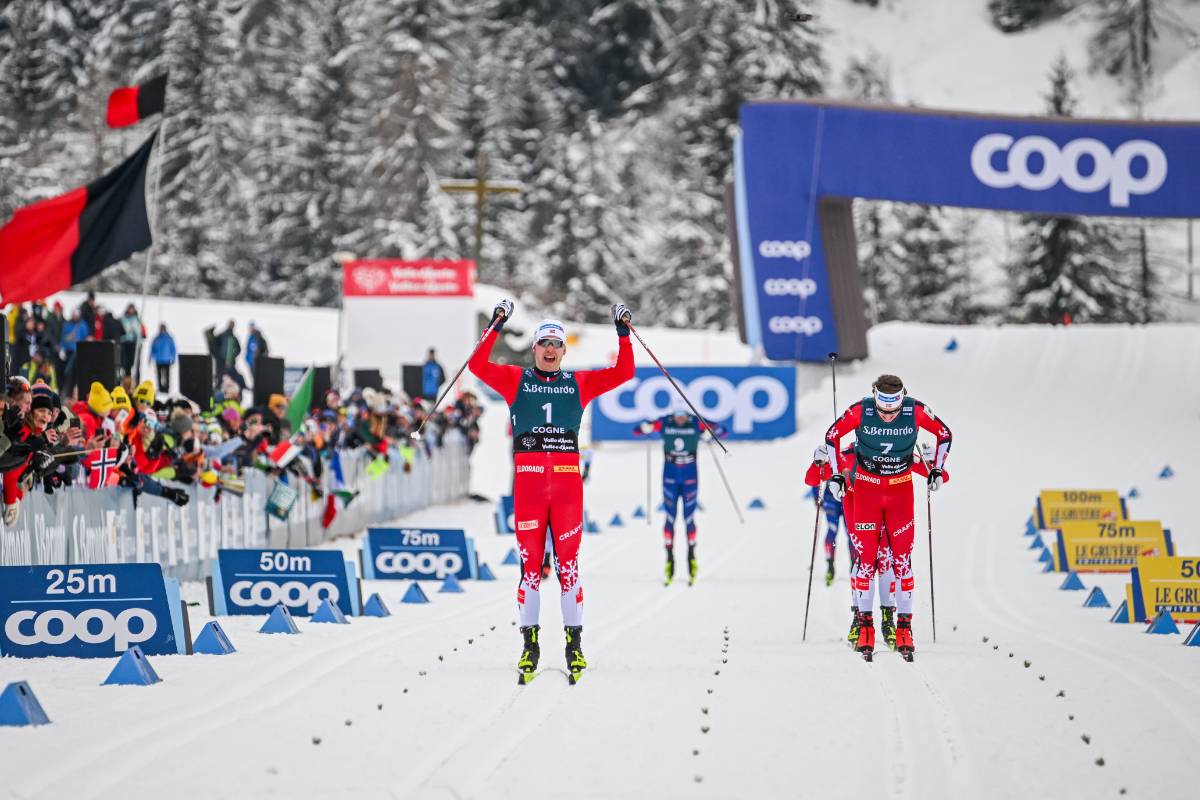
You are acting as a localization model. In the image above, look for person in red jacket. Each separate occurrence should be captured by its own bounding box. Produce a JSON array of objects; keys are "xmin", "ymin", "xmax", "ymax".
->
[
  {"xmin": 468, "ymin": 299, "xmax": 635, "ymax": 683},
  {"xmin": 2, "ymin": 392, "xmax": 55, "ymax": 526},
  {"xmin": 824, "ymin": 374, "xmax": 952, "ymax": 660}
]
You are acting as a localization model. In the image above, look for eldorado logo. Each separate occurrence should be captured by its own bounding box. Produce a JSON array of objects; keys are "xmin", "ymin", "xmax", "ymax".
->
[{"xmin": 970, "ymin": 133, "xmax": 1167, "ymax": 207}]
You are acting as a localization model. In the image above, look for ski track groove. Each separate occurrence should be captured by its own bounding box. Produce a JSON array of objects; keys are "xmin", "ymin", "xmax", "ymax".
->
[{"xmin": 412, "ymin": 531, "xmax": 749, "ymax": 798}]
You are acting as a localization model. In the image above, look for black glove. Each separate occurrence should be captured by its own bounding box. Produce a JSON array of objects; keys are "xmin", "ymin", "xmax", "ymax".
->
[
  {"xmin": 828, "ymin": 473, "xmax": 846, "ymax": 501},
  {"xmin": 175, "ymin": 462, "xmax": 196, "ymax": 484},
  {"xmin": 927, "ymin": 468, "xmax": 944, "ymax": 491},
  {"xmin": 32, "ymin": 451, "xmax": 55, "ymax": 473},
  {"xmin": 611, "ymin": 303, "xmax": 632, "ymax": 337},
  {"xmin": 163, "ymin": 487, "xmax": 190, "ymax": 507},
  {"xmin": 489, "ymin": 298, "xmax": 514, "ymax": 331}
]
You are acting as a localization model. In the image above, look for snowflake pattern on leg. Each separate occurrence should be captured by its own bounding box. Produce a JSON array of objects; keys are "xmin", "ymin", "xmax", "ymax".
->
[
  {"xmin": 893, "ymin": 553, "xmax": 913, "ymax": 581},
  {"xmin": 558, "ymin": 558, "xmax": 579, "ymax": 593},
  {"xmin": 523, "ymin": 569, "xmax": 542, "ymax": 592}
]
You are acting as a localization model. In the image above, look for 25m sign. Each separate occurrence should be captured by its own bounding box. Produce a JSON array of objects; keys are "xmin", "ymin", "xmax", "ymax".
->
[
  {"xmin": 209, "ymin": 549, "xmax": 360, "ymax": 617},
  {"xmin": 0, "ymin": 563, "xmax": 188, "ymax": 658}
]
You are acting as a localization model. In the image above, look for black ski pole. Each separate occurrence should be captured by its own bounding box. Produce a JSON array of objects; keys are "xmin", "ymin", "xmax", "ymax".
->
[
  {"xmin": 626, "ymin": 322, "xmax": 728, "ymax": 455},
  {"xmin": 801, "ymin": 489, "xmax": 822, "ymax": 642},
  {"xmin": 829, "ymin": 352, "xmax": 839, "ymax": 418},
  {"xmin": 411, "ymin": 313, "xmax": 503, "ymax": 440},
  {"xmin": 914, "ymin": 447, "xmax": 938, "ymax": 643}
]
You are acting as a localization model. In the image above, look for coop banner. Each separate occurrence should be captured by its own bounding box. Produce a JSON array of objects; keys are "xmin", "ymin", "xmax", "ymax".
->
[
  {"xmin": 592, "ymin": 366, "xmax": 796, "ymax": 441},
  {"xmin": 1130, "ymin": 556, "xmax": 1200, "ymax": 625},
  {"xmin": 362, "ymin": 528, "xmax": 478, "ymax": 581},
  {"xmin": 210, "ymin": 549, "xmax": 359, "ymax": 617},
  {"xmin": 1054, "ymin": 519, "xmax": 1174, "ymax": 573},
  {"xmin": 1034, "ymin": 489, "xmax": 1127, "ymax": 529},
  {"xmin": 736, "ymin": 101, "xmax": 1200, "ymax": 361},
  {"xmin": 0, "ymin": 563, "xmax": 187, "ymax": 658}
]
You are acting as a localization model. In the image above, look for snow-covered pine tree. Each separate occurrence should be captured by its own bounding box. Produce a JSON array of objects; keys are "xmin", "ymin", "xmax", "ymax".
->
[
  {"xmin": 988, "ymin": 0, "xmax": 1062, "ymax": 33},
  {"xmin": 1008, "ymin": 55, "xmax": 1138, "ymax": 323},
  {"xmin": 1087, "ymin": 0, "xmax": 1189, "ymax": 113},
  {"xmin": 889, "ymin": 203, "xmax": 972, "ymax": 324}
]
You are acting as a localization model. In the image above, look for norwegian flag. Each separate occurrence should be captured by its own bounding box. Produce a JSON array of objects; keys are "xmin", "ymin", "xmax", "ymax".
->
[{"xmin": 84, "ymin": 447, "xmax": 126, "ymax": 489}]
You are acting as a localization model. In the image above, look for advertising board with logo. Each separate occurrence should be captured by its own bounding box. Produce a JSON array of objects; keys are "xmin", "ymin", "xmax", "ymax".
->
[
  {"xmin": 209, "ymin": 549, "xmax": 360, "ymax": 617},
  {"xmin": 361, "ymin": 528, "xmax": 478, "ymax": 581},
  {"xmin": 1053, "ymin": 520, "xmax": 1174, "ymax": 573},
  {"xmin": 592, "ymin": 366, "xmax": 795, "ymax": 441},
  {"xmin": 495, "ymin": 495, "xmax": 515, "ymax": 534},
  {"xmin": 1034, "ymin": 489, "xmax": 1127, "ymax": 529},
  {"xmin": 343, "ymin": 259, "xmax": 475, "ymax": 297},
  {"xmin": 0, "ymin": 563, "xmax": 188, "ymax": 658},
  {"xmin": 1130, "ymin": 556, "xmax": 1200, "ymax": 625},
  {"xmin": 735, "ymin": 101, "xmax": 1200, "ymax": 362}
]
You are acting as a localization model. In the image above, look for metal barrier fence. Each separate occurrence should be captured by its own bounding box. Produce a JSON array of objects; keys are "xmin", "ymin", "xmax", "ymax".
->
[{"xmin": 0, "ymin": 433, "xmax": 472, "ymax": 581}]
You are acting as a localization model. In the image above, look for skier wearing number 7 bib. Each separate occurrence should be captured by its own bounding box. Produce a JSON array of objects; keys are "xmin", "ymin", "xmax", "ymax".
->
[
  {"xmin": 633, "ymin": 409, "xmax": 727, "ymax": 586},
  {"xmin": 469, "ymin": 299, "xmax": 635, "ymax": 684}
]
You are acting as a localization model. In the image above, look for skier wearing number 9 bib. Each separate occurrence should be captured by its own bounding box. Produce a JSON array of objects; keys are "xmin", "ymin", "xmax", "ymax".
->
[
  {"xmin": 824, "ymin": 374, "xmax": 952, "ymax": 661},
  {"xmin": 633, "ymin": 409, "xmax": 726, "ymax": 586},
  {"xmin": 469, "ymin": 299, "xmax": 635, "ymax": 684}
]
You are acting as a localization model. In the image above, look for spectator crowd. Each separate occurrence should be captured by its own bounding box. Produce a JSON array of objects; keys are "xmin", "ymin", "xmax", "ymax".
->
[{"xmin": 3, "ymin": 295, "xmax": 485, "ymax": 529}]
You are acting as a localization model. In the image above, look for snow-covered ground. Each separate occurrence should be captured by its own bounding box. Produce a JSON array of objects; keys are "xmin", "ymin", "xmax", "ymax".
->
[{"xmin": 2, "ymin": 320, "xmax": 1197, "ymax": 798}]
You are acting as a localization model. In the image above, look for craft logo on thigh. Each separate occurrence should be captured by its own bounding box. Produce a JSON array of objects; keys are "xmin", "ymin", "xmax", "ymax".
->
[{"xmin": 517, "ymin": 520, "xmax": 539, "ymax": 531}]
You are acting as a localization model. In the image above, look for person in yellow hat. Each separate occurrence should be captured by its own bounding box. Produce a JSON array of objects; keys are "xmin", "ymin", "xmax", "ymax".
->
[
  {"xmin": 71, "ymin": 381, "xmax": 112, "ymax": 441},
  {"xmin": 133, "ymin": 380, "xmax": 155, "ymax": 408}
]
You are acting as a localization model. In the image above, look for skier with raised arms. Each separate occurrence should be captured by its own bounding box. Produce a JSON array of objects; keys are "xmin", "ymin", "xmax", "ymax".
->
[
  {"xmin": 824, "ymin": 374, "xmax": 952, "ymax": 661},
  {"xmin": 469, "ymin": 299, "xmax": 635, "ymax": 684},
  {"xmin": 634, "ymin": 407, "xmax": 727, "ymax": 586}
]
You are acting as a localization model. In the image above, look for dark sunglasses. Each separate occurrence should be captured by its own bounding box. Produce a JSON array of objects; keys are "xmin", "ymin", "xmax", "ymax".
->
[{"xmin": 536, "ymin": 338, "xmax": 565, "ymax": 349}]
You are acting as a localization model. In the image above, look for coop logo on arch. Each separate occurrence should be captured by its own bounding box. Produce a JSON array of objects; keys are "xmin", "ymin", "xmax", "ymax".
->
[
  {"xmin": 970, "ymin": 133, "xmax": 1167, "ymax": 207},
  {"xmin": 758, "ymin": 240, "xmax": 812, "ymax": 260}
]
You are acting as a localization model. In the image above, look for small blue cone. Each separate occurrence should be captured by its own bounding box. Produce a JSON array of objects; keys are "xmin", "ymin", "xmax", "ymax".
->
[
  {"xmin": 1038, "ymin": 548, "xmax": 1054, "ymax": 564},
  {"xmin": 478, "ymin": 563, "xmax": 496, "ymax": 581},
  {"xmin": 1110, "ymin": 600, "xmax": 1129, "ymax": 623},
  {"xmin": 502, "ymin": 548, "xmax": 519, "ymax": 566},
  {"xmin": 311, "ymin": 598, "xmax": 349, "ymax": 624},
  {"xmin": 102, "ymin": 646, "xmax": 161, "ymax": 686},
  {"xmin": 609, "ymin": 514, "xmax": 624, "ymax": 527},
  {"xmin": 1128, "ymin": 487, "xmax": 1140, "ymax": 498},
  {"xmin": 1183, "ymin": 623, "xmax": 1200, "ymax": 646},
  {"xmin": 192, "ymin": 621, "xmax": 237, "ymax": 655},
  {"xmin": 748, "ymin": 498, "xmax": 765, "ymax": 510},
  {"xmin": 1083, "ymin": 587, "xmax": 1111, "ymax": 608},
  {"xmin": 1024, "ymin": 519, "xmax": 1037, "ymax": 536},
  {"xmin": 362, "ymin": 593, "xmax": 391, "ymax": 617},
  {"xmin": 1159, "ymin": 465, "xmax": 1174, "ymax": 479},
  {"xmin": 1059, "ymin": 571, "xmax": 1085, "ymax": 591},
  {"xmin": 259, "ymin": 604, "xmax": 300, "ymax": 634},
  {"xmin": 945, "ymin": 338, "xmax": 959, "ymax": 352},
  {"xmin": 1028, "ymin": 534, "xmax": 1045, "ymax": 550},
  {"xmin": 632, "ymin": 506, "xmax": 646, "ymax": 518},
  {"xmin": 1146, "ymin": 609, "xmax": 1180, "ymax": 634},
  {"xmin": 586, "ymin": 520, "xmax": 601, "ymax": 534},
  {"xmin": 0, "ymin": 681, "xmax": 50, "ymax": 726},
  {"xmin": 401, "ymin": 582, "xmax": 430, "ymax": 604},
  {"xmin": 1041, "ymin": 561, "xmax": 1055, "ymax": 573},
  {"xmin": 439, "ymin": 574, "xmax": 464, "ymax": 594}
]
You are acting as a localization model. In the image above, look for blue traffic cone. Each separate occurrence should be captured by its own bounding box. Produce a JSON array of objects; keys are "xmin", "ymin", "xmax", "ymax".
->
[
  {"xmin": 586, "ymin": 519, "xmax": 601, "ymax": 534},
  {"xmin": 1146, "ymin": 610, "xmax": 1180, "ymax": 634},
  {"xmin": 478, "ymin": 563, "xmax": 496, "ymax": 581},
  {"xmin": 439, "ymin": 574, "xmax": 464, "ymax": 594},
  {"xmin": 502, "ymin": 548, "xmax": 520, "ymax": 566},
  {"xmin": 1159, "ymin": 465, "xmax": 1174, "ymax": 479},
  {"xmin": 1024, "ymin": 519, "xmax": 1037, "ymax": 536},
  {"xmin": 362, "ymin": 593, "xmax": 391, "ymax": 617},
  {"xmin": 1038, "ymin": 548, "xmax": 1054, "ymax": 565},
  {"xmin": 1041, "ymin": 561, "xmax": 1055, "ymax": 573},
  {"xmin": 401, "ymin": 582, "xmax": 430, "ymax": 604},
  {"xmin": 311, "ymin": 598, "xmax": 349, "ymax": 624},
  {"xmin": 1127, "ymin": 487, "xmax": 1140, "ymax": 498},
  {"xmin": 102, "ymin": 646, "xmax": 161, "ymax": 686},
  {"xmin": 609, "ymin": 514, "xmax": 624, "ymax": 527},
  {"xmin": 1028, "ymin": 534, "xmax": 1045, "ymax": 550},
  {"xmin": 1059, "ymin": 571, "xmax": 1085, "ymax": 591},
  {"xmin": 0, "ymin": 681, "xmax": 50, "ymax": 726},
  {"xmin": 259, "ymin": 604, "xmax": 300, "ymax": 634},
  {"xmin": 1110, "ymin": 600, "xmax": 1130, "ymax": 624},
  {"xmin": 945, "ymin": 338, "xmax": 959, "ymax": 352},
  {"xmin": 632, "ymin": 506, "xmax": 646, "ymax": 518},
  {"xmin": 192, "ymin": 621, "xmax": 237, "ymax": 655},
  {"xmin": 1082, "ymin": 587, "xmax": 1110, "ymax": 608},
  {"xmin": 1184, "ymin": 622, "xmax": 1200, "ymax": 646},
  {"xmin": 748, "ymin": 498, "xmax": 765, "ymax": 510}
]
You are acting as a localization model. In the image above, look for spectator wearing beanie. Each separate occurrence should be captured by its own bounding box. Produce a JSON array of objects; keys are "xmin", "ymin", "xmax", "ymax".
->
[
  {"xmin": 2, "ymin": 389, "xmax": 55, "ymax": 526},
  {"xmin": 72, "ymin": 382, "xmax": 113, "ymax": 441}
]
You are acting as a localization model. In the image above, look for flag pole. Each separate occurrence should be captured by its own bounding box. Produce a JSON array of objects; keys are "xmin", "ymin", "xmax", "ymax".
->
[{"xmin": 136, "ymin": 116, "xmax": 168, "ymax": 383}]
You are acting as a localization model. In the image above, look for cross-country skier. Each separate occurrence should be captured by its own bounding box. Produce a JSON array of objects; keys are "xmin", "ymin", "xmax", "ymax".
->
[
  {"xmin": 824, "ymin": 374, "xmax": 952, "ymax": 661},
  {"xmin": 634, "ymin": 408, "xmax": 727, "ymax": 586},
  {"xmin": 806, "ymin": 450, "xmax": 851, "ymax": 588},
  {"xmin": 469, "ymin": 299, "xmax": 635, "ymax": 684}
]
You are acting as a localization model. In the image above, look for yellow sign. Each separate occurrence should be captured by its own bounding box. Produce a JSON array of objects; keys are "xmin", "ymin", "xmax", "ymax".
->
[
  {"xmin": 1035, "ymin": 489, "xmax": 1126, "ymax": 529},
  {"xmin": 1130, "ymin": 556, "xmax": 1200, "ymax": 624},
  {"xmin": 1122, "ymin": 583, "xmax": 1139, "ymax": 623},
  {"xmin": 1054, "ymin": 520, "xmax": 1174, "ymax": 573}
]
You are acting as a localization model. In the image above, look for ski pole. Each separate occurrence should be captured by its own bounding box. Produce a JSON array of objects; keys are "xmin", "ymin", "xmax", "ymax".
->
[
  {"xmin": 914, "ymin": 446, "xmax": 938, "ymax": 643},
  {"xmin": 829, "ymin": 352, "xmax": 839, "ymax": 418},
  {"xmin": 411, "ymin": 314, "xmax": 502, "ymax": 441},
  {"xmin": 704, "ymin": 435, "xmax": 745, "ymax": 525},
  {"xmin": 626, "ymin": 322, "xmax": 728, "ymax": 455},
  {"xmin": 801, "ymin": 489, "xmax": 821, "ymax": 642}
]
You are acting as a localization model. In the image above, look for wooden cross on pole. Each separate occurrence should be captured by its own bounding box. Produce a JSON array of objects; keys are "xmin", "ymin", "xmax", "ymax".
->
[{"xmin": 438, "ymin": 151, "xmax": 522, "ymax": 268}]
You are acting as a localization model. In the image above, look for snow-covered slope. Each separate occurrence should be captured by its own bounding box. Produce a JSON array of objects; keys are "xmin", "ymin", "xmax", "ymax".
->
[{"xmin": 2, "ymin": 321, "xmax": 1196, "ymax": 798}]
